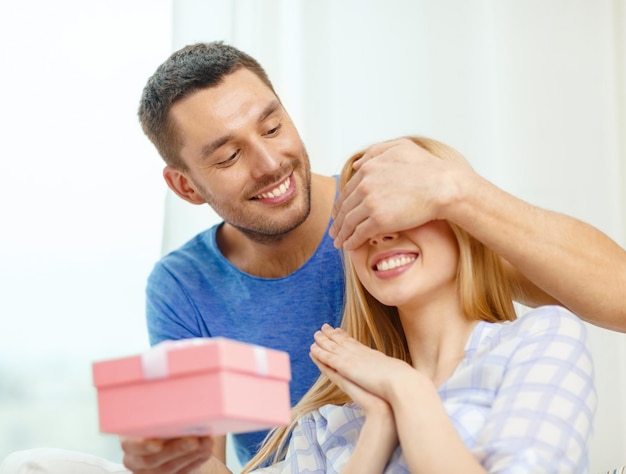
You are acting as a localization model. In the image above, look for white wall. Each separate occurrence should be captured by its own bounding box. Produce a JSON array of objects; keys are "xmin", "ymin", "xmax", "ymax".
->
[
  {"xmin": 168, "ymin": 1, "xmax": 626, "ymax": 472},
  {"xmin": 0, "ymin": 0, "xmax": 171, "ymax": 462}
]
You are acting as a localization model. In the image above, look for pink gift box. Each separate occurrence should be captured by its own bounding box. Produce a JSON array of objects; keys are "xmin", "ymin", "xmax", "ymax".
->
[{"xmin": 92, "ymin": 337, "xmax": 291, "ymax": 438}]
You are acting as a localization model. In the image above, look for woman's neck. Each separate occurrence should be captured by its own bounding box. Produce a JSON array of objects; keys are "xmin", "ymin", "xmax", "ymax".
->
[{"xmin": 398, "ymin": 298, "xmax": 478, "ymax": 387}]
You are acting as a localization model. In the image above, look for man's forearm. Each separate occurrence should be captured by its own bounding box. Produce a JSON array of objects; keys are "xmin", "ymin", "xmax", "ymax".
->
[{"xmin": 445, "ymin": 172, "xmax": 626, "ymax": 331}]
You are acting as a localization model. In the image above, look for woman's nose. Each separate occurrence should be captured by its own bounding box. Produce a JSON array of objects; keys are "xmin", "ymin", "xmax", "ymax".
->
[{"xmin": 369, "ymin": 232, "xmax": 399, "ymax": 245}]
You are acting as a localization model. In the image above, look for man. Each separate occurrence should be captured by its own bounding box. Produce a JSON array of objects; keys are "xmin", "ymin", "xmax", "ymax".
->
[
  {"xmin": 126, "ymin": 41, "xmax": 344, "ymax": 473},
  {"xmin": 122, "ymin": 41, "xmax": 626, "ymax": 473}
]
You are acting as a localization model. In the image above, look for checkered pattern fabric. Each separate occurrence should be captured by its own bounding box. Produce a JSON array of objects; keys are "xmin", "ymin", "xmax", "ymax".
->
[{"xmin": 255, "ymin": 306, "xmax": 596, "ymax": 473}]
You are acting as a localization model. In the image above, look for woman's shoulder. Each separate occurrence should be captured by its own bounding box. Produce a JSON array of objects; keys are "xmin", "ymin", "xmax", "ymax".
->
[
  {"xmin": 512, "ymin": 305, "xmax": 587, "ymax": 339},
  {"xmin": 469, "ymin": 306, "xmax": 590, "ymax": 363}
]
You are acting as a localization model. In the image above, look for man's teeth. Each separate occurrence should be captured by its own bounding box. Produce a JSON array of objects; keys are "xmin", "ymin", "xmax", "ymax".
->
[
  {"xmin": 257, "ymin": 177, "xmax": 290, "ymax": 199},
  {"xmin": 376, "ymin": 255, "xmax": 416, "ymax": 271}
]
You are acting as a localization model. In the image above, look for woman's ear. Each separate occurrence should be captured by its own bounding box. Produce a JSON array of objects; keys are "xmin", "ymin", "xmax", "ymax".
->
[{"xmin": 162, "ymin": 166, "xmax": 206, "ymax": 205}]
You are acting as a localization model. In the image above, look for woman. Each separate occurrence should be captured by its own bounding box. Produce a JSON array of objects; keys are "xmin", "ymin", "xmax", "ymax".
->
[{"xmin": 244, "ymin": 136, "xmax": 596, "ymax": 473}]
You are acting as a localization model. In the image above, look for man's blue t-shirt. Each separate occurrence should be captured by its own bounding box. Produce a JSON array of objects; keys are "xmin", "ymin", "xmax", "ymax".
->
[{"xmin": 146, "ymin": 218, "xmax": 345, "ymax": 464}]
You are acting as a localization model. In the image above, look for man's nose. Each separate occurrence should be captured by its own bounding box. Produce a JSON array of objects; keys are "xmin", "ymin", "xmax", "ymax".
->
[{"xmin": 250, "ymin": 142, "xmax": 281, "ymax": 178}]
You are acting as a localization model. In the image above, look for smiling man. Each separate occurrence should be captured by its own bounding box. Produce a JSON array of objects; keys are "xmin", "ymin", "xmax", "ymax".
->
[{"xmin": 128, "ymin": 42, "xmax": 344, "ymax": 472}]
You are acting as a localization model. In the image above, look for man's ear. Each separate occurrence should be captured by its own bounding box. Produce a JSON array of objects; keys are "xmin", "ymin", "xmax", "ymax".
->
[{"xmin": 163, "ymin": 165, "xmax": 206, "ymax": 205}]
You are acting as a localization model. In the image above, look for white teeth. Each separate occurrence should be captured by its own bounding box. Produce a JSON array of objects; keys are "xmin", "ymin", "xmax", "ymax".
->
[
  {"xmin": 376, "ymin": 255, "xmax": 416, "ymax": 271},
  {"xmin": 257, "ymin": 177, "xmax": 290, "ymax": 199}
]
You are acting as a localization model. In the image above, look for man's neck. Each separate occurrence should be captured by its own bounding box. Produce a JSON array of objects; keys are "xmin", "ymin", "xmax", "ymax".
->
[{"xmin": 217, "ymin": 173, "xmax": 336, "ymax": 278}]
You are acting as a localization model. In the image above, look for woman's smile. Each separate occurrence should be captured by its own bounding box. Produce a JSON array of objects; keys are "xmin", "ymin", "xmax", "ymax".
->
[{"xmin": 371, "ymin": 251, "xmax": 419, "ymax": 279}]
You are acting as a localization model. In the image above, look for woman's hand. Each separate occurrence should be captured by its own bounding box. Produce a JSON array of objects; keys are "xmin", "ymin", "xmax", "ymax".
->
[
  {"xmin": 310, "ymin": 324, "xmax": 413, "ymax": 402},
  {"xmin": 310, "ymin": 332, "xmax": 398, "ymax": 474},
  {"xmin": 310, "ymin": 347, "xmax": 393, "ymax": 422}
]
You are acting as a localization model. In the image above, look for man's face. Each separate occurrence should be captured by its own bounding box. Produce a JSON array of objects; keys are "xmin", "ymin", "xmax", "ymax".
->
[{"xmin": 168, "ymin": 68, "xmax": 312, "ymax": 243}]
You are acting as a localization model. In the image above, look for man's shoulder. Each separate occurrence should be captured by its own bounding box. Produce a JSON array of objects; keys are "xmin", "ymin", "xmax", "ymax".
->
[
  {"xmin": 161, "ymin": 225, "xmax": 218, "ymax": 260},
  {"xmin": 149, "ymin": 225, "xmax": 222, "ymax": 280}
]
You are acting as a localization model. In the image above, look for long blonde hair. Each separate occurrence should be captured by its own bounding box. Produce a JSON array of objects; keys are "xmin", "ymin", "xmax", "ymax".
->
[{"xmin": 243, "ymin": 136, "xmax": 518, "ymax": 472}]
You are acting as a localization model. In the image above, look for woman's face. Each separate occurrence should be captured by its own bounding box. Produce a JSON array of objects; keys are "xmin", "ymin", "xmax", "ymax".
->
[{"xmin": 350, "ymin": 221, "xmax": 460, "ymax": 310}]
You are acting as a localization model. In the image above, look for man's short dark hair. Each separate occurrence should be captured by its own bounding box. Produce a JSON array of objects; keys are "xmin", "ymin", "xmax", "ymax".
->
[{"xmin": 138, "ymin": 42, "xmax": 276, "ymax": 169}]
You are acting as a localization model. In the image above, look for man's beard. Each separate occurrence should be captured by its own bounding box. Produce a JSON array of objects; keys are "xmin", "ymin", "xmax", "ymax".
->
[
  {"xmin": 232, "ymin": 198, "xmax": 312, "ymax": 245},
  {"xmin": 195, "ymin": 160, "xmax": 313, "ymax": 245}
]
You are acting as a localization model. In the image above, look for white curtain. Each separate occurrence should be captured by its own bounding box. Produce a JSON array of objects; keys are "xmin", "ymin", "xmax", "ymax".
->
[{"xmin": 167, "ymin": 0, "xmax": 626, "ymax": 471}]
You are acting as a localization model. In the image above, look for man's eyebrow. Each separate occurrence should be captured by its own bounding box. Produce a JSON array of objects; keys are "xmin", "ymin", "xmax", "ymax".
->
[
  {"xmin": 258, "ymin": 99, "xmax": 280, "ymax": 124},
  {"xmin": 200, "ymin": 134, "xmax": 234, "ymax": 161},
  {"xmin": 199, "ymin": 100, "xmax": 281, "ymax": 161}
]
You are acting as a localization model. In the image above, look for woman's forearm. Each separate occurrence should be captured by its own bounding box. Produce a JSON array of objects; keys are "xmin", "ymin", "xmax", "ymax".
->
[
  {"xmin": 342, "ymin": 414, "xmax": 397, "ymax": 474},
  {"xmin": 388, "ymin": 375, "xmax": 487, "ymax": 474}
]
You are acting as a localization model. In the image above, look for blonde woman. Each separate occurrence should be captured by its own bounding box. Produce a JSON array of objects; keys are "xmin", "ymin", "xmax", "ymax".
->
[{"xmin": 243, "ymin": 137, "xmax": 596, "ymax": 473}]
